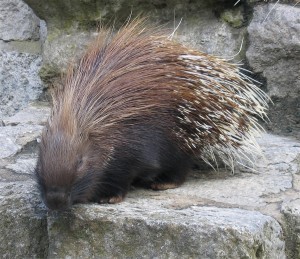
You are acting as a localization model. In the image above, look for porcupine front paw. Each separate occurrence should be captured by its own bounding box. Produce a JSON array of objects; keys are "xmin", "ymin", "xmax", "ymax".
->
[
  {"xmin": 150, "ymin": 182, "xmax": 181, "ymax": 190},
  {"xmin": 98, "ymin": 195, "xmax": 124, "ymax": 204}
]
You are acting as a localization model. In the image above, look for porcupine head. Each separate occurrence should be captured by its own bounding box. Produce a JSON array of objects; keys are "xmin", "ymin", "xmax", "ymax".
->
[
  {"xmin": 34, "ymin": 38, "xmax": 120, "ymax": 210},
  {"xmin": 35, "ymin": 106, "xmax": 106, "ymax": 210}
]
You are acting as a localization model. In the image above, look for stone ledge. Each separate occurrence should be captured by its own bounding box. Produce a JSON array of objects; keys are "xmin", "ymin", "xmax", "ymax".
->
[
  {"xmin": 0, "ymin": 181, "xmax": 47, "ymax": 258},
  {"xmin": 47, "ymin": 204, "xmax": 285, "ymax": 258}
]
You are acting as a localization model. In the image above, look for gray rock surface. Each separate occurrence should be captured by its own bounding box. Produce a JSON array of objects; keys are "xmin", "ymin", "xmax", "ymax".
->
[
  {"xmin": 24, "ymin": 0, "xmax": 247, "ymax": 81},
  {"xmin": 0, "ymin": 123, "xmax": 42, "ymax": 159},
  {"xmin": 3, "ymin": 102, "xmax": 50, "ymax": 126},
  {"xmin": 0, "ymin": 51, "xmax": 44, "ymax": 118},
  {"xmin": 42, "ymin": 30, "xmax": 98, "ymax": 74},
  {"xmin": 247, "ymin": 4, "xmax": 300, "ymax": 97},
  {"xmin": 0, "ymin": 181, "xmax": 47, "ymax": 258},
  {"xmin": 282, "ymin": 199, "xmax": 300, "ymax": 259},
  {"xmin": 246, "ymin": 4, "xmax": 300, "ymax": 137},
  {"xmin": 281, "ymin": 200, "xmax": 300, "ymax": 258},
  {"xmin": 48, "ymin": 205, "xmax": 285, "ymax": 259},
  {"xmin": 0, "ymin": 0, "xmax": 40, "ymax": 41},
  {"xmin": 175, "ymin": 13, "xmax": 246, "ymax": 59}
]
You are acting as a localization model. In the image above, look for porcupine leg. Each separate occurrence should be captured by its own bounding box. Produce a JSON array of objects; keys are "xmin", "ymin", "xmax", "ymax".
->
[
  {"xmin": 96, "ymin": 158, "xmax": 134, "ymax": 204},
  {"xmin": 95, "ymin": 142, "xmax": 153, "ymax": 204},
  {"xmin": 95, "ymin": 126, "xmax": 191, "ymax": 202},
  {"xmin": 150, "ymin": 156, "xmax": 191, "ymax": 190},
  {"xmin": 95, "ymin": 151, "xmax": 190, "ymax": 202},
  {"xmin": 132, "ymin": 161, "xmax": 189, "ymax": 191},
  {"xmin": 133, "ymin": 131, "xmax": 191, "ymax": 191}
]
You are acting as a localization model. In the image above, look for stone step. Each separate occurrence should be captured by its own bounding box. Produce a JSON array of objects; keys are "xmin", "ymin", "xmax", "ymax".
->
[
  {"xmin": 47, "ymin": 198, "xmax": 285, "ymax": 258},
  {"xmin": 0, "ymin": 179, "xmax": 286, "ymax": 259}
]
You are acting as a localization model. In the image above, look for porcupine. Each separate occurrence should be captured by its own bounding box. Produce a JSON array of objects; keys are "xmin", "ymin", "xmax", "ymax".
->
[{"xmin": 35, "ymin": 19, "xmax": 269, "ymax": 210}]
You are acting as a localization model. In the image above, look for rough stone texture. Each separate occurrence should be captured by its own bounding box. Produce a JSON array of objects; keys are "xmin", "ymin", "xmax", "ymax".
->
[
  {"xmin": 3, "ymin": 102, "xmax": 50, "ymax": 126},
  {"xmin": 0, "ymin": 104, "xmax": 47, "ymax": 257},
  {"xmin": 282, "ymin": 199, "xmax": 300, "ymax": 259},
  {"xmin": 0, "ymin": 51, "xmax": 44, "ymax": 118},
  {"xmin": 0, "ymin": 104, "xmax": 45, "ymax": 184},
  {"xmin": 246, "ymin": 4, "xmax": 300, "ymax": 138},
  {"xmin": 0, "ymin": 103, "xmax": 48, "ymax": 176},
  {"xmin": 0, "ymin": 181, "xmax": 47, "ymax": 258},
  {"xmin": 48, "ymin": 205, "xmax": 285, "ymax": 259},
  {"xmin": 0, "ymin": 40, "xmax": 42, "ymax": 54},
  {"xmin": 0, "ymin": 123, "xmax": 43, "ymax": 159},
  {"xmin": 247, "ymin": 4, "xmax": 300, "ymax": 97},
  {"xmin": 175, "ymin": 12, "xmax": 246, "ymax": 59},
  {"xmin": 40, "ymin": 23, "xmax": 245, "ymax": 81},
  {"xmin": 41, "ymin": 30, "xmax": 98, "ymax": 74},
  {"xmin": 0, "ymin": 0, "xmax": 40, "ymax": 41},
  {"xmin": 24, "ymin": 0, "xmax": 247, "ymax": 81},
  {"xmin": 6, "ymin": 156, "xmax": 37, "ymax": 175},
  {"xmin": 40, "ymin": 19, "xmax": 246, "ymax": 77}
]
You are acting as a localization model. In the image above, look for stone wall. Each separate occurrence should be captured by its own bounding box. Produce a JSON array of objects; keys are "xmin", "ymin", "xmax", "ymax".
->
[
  {"xmin": 2, "ymin": 0, "xmax": 299, "ymax": 137},
  {"xmin": 0, "ymin": 0, "xmax": 45, "ymax": 118}
]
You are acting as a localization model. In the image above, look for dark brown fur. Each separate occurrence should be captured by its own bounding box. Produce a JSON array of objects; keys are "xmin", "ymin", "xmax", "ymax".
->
[{"xmin": 35, "ymin": 19, "xmax": 268, "ymax": 210}]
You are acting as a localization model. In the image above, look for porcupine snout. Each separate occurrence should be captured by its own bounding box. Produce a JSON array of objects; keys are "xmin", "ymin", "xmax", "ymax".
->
[{"xmin": 44, "ymin": 187, "xmax": 71, "ymax": 210}]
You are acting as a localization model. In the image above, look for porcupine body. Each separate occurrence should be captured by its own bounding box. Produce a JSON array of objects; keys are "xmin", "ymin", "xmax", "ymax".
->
[{"xmin": 35, "ymin": 20, "xmax": 268, "ymax": 210}]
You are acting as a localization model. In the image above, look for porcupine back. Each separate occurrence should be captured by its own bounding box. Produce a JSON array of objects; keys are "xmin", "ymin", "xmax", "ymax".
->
[{"xmin": 50, "ymin": 19, "xmax": 269, "ymax": 172}]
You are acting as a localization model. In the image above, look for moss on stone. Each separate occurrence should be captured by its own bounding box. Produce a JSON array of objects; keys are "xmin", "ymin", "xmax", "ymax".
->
[
  {"xmin": 220, "ymin": 7, "xmax": 244, "ymax": 28},
  {"xmin": 38, "ymin": 65, "xmax": 61, "ymax": 84}
]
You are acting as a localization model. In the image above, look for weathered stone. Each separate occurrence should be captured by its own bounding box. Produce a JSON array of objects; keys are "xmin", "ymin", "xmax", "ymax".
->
[
  {"xmin": 281, "ymin": 199, "xmax": 300, "ymax": 259},
  {"xmin": 23, "ymin": 0, "xmax": 244, "ymax": 33},
  {"xmin": 41, "ymin": 20, "xmax": 246, "ymax": 81},
  {"xmin": 42, "ymin": 29, "xmax": 98, "ymax": 74},
  {"xmin": 0, "ymin": 51, "xmax": 44, "ymax": 118},
  {"xmin": 247, "ymin": 0, "xmax": 299, "ymax": 5},
  {"xmin": 175, "ymin": 14, "xmax": 246, "ymax": 60},
  {"xmin": 0, "ymin": 0, "xmax": 40, "ymax": 41},
  {"xmin": 0, "ymin": 40, "xmax": 42, "ymax": 54},
  {"xmin": 0, "ymin": 124, "xmax": 43, "ymax": 159},
  {"xmin": 47, "ymin": 205, "xmax": 285, "ymax": 258},
  {"xmin": 24, "ymin": 0, "xmax": 247, "ymax": 80},
  {"xmin": 220, "ymin": 5, "xmax": 244, "ymax": 28},
  {"xmin": 0, "ymin": 136, "xmax": 20, "ymax": 160},
  {"xmin": 152, "ymin": 134, "xmax": 298, "ymax": 212},
  {"xmin": 3, "ymin": 102, "xmax": 50, "ymax": 126},
  {"xmin": 6, "ymin": 156, "xmax": 37, "ymax": 175},
  {"xmin": 246, "ymin": 4, "xmax": 300, "ymax": 137},
  {"xmin": 0, "ymin": 181, "xmax": 47, "ymax": 258},
  {"xmin": 247, "ymin": 4, "xmax": 300, "ymax": 97}
]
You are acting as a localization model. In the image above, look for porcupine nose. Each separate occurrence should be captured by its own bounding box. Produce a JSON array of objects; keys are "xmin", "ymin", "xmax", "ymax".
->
[{"xmin": 45, "ymin": 188, "xmax": 71, "ymax": 210}]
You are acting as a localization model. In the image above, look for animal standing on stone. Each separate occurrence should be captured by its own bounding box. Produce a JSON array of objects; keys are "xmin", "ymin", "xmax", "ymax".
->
[{"xmin": 35, "ymin": 19, "xmax": 269, "ymax": 210}]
